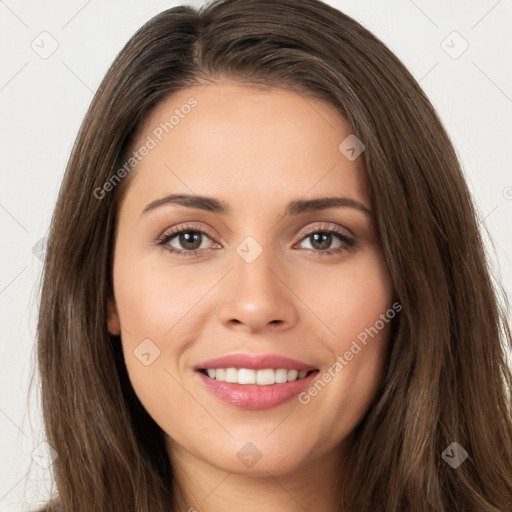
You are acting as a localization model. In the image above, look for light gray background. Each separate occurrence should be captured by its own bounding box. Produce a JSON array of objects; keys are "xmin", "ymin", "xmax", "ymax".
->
[{"xmin": 1, "ymin": 0, "xmax": 511, "ymax": 510}]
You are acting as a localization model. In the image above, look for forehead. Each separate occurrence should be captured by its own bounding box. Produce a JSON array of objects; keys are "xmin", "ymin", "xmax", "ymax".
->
[{"xmin": 121, "ymin": 81, "xmax": 370, "ymax": 213}]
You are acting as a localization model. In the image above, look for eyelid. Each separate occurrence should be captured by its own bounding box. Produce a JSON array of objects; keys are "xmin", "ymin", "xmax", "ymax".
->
[
  {"xmin": 297, "ymin": 222, "xmax": 354, "ymax": 241},
  {"xmin": 156, "ymin": 222, "xmax": 217, "ymax": 245},
  {"xmin": 292, "ymin": 222, "xmax": 356, "ymax": 255}
]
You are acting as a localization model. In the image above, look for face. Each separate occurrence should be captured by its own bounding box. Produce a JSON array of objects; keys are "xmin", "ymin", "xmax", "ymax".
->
[{"xmin": 108, "ymin": 81, "xmax": 394, "ymax": 478}]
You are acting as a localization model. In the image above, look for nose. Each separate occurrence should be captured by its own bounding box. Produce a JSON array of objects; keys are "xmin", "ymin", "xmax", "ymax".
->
[{"xmin": 217, "ymin": 248, "xmax": 299, "ymax": 333}]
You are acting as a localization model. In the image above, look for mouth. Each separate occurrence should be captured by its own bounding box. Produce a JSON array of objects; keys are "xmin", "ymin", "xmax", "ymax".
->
[
  {"xmin": 194, "ymin": 353, "xmax": 319, "ymax": 409},
  {"xmin": 197, "ymin": 367, "xmax": 318, "ymax": 385}
]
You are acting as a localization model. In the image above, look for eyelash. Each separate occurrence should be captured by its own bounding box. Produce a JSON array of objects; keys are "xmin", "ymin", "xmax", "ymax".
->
[{"xmin": 156, "ymin": 222, "xmax": 356, "ymax": 257}]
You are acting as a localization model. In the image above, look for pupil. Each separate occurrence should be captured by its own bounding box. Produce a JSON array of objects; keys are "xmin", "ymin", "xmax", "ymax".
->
[
  {"xmin": 180, "ymin": 231, "xmax": 201, "ymax": 250},
  {"xmin": 312, "ymin": 233, "xmax": 331, "ymax": 251}
]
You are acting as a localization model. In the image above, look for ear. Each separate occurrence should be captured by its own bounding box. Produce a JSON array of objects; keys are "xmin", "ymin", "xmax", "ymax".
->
[{"xmin": 107, "ymin": 299, "xmax": 121, "ymax": 335}]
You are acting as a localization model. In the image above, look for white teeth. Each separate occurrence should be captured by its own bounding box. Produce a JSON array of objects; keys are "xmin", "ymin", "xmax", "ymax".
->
[
  {"xmin": 288, "ymin": 369, "xmax": 298, "ymax": 381},
  {"xmin": 256, "ymin": 369, "xmax": 275, "ymax": 385},
  {"xmin": 225, "ymin": 367, "xmax": 238, "ymax": 383},
  {"xmin": 275, "ymin": 369, "xmax": 288, "ymax": 383},
  {"xmin": 238, "ymin": 368, "xmax": 256, "ymax": 384},
  {"xmin": 203, "ymin": 367, "xmax": 312, "ymax": 385}
]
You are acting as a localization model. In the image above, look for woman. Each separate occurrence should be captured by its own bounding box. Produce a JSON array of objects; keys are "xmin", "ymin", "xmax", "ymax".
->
[{"xmin": 34, "ymin": 0, "xmax": 512, "ymax": 510}]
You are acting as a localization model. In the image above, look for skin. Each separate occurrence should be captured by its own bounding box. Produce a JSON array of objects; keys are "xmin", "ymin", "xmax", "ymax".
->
[{"xmin": 107, "ymin": 81, "xmax": 394, "ymax": 511}]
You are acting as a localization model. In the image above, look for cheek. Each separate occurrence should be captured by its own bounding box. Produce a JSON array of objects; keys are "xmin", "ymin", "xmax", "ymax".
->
[
  {"xmin": 291, "ymin": 250, "xmax": 393, "ymax": 416},
  {"xmin": 112, "ymin": 251, "xmax": 215, "ymax": 412},
  {"xmin": 292, "ymin": 249, "xmax": 393, "ymax": 343},
  {"xmin": 113, "ymin": 256, "xmax": 199, "ymax": 432},
  {"xmin": 113, "ymin": 252, "xmax": 208, "ymax": 340}
]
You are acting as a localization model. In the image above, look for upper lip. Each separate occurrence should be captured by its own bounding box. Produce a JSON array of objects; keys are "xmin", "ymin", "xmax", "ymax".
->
[{"xmin": 196, "ymin": 353, "xmax": 317, "ymax": 372}]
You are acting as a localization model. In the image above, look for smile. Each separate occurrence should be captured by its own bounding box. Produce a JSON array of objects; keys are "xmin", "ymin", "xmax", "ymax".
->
[{"xmin": 194, "ymin": 352, "xmax": 319, "ymax": 409}]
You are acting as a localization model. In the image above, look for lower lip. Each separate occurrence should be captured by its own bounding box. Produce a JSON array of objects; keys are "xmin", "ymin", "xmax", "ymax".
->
[{"xmin": 196, "ymin": 370, "xmax": 319, "ymax": 410}]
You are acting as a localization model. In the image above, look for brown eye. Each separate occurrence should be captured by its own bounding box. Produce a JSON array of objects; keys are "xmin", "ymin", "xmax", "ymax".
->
[
  {"xmin": 173, "ymin": 231, "xmax": 204, "ymax": 251},
  {"xmin": 305, "ymin": 232, "xmax": 338, "ymax": 251},
  {"xmin": 157, "ymin": 225, "xmax": 217, "ymax": 256},
  {"xmin": 297, "ymin": 226, "xmax": 356, "ymax": 256}
]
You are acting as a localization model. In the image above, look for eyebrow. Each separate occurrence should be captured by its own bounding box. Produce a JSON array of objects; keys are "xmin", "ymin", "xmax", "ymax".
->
[{"xmin": 141, "ymin": 193, "xmax": 373, "ymax": 217}]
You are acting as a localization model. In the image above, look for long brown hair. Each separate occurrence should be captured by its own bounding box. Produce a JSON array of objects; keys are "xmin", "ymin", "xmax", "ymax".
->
[{"xmin": 32, "ymin": 0, "xmax": 512, "ymax": 510}]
